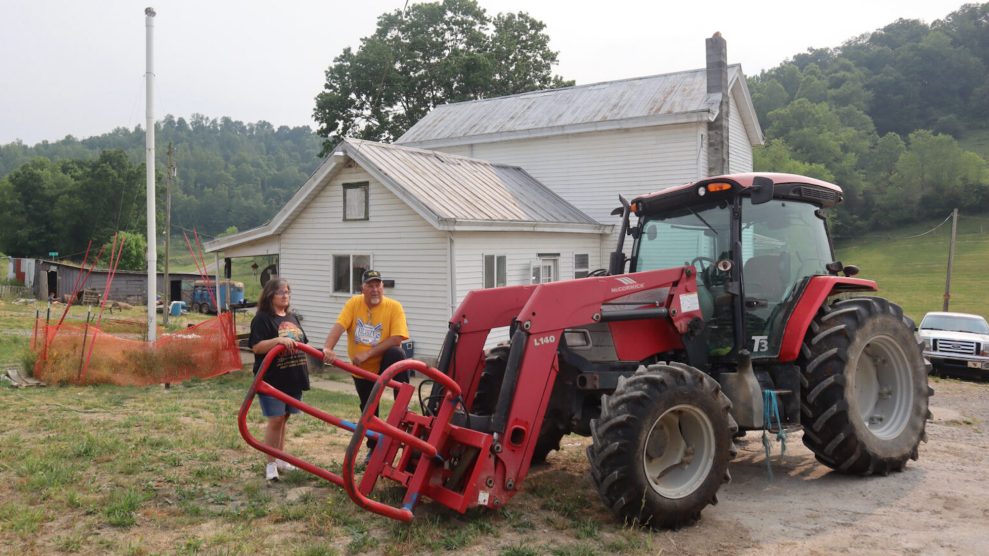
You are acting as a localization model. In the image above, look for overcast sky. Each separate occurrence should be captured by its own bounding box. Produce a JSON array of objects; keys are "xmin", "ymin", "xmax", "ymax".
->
[{"xmin": 0, "ymin": 0, "xmax": 971, "ymax": 145}]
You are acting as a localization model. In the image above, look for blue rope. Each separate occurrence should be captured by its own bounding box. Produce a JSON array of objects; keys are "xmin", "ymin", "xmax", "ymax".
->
[{"xmin": 761, "ymin": 390, "xmax": 788, "ymax": 480}]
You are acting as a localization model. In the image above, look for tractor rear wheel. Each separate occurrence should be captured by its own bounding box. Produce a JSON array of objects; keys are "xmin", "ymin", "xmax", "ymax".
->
[
  {"xmin": 799, "ymin": 297, "xmax": 930, "ymax": 475},
  {"xmin": 588, "ymin": 363, "xmax": 735, "ymax": 529}
]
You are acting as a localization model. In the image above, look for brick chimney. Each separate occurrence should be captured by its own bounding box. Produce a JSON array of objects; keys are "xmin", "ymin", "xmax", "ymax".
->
[{"xmin": 706, "ymin": 32, "xmax": 729, "ymax": 176}]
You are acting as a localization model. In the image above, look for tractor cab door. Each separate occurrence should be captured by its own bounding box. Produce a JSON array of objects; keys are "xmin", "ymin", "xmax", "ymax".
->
[
  {"xmin": 739, "ymin": 198, "xmax": 835, "ymax": 358},
  {"xmin": 633, "ymin": 200, "xmax": 737, "ymax": 359}
]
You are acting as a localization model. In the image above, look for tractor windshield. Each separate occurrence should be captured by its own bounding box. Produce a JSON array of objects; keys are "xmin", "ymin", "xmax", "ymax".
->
[{"xmin": 633, "ymin": 197, "xmax": 834, "ymax": 359}]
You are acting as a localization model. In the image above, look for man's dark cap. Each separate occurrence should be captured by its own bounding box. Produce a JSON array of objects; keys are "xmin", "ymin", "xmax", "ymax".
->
[{"xmin": 362, "ymin": 269, "xmax": 383, "ymax": 284}]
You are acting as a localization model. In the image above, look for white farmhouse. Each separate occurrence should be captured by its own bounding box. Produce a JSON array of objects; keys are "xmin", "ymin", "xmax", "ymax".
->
[{"xmin": 205, "ymin": 139, "xmax": 608, "ymax": 362}]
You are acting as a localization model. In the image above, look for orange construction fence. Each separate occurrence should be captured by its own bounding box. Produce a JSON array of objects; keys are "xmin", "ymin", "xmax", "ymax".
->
[{"xmin": 33, "ymin": 313, "xmax": 243, "ymax": 386}]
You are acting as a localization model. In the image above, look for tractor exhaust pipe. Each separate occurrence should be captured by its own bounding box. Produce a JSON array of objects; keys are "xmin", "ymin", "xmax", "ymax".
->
[{"xmin": 608, "ymin": 195, "xmax": 632, "ymax": 275}]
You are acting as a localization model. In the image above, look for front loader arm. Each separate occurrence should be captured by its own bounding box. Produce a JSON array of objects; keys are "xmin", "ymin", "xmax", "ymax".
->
[{"xmin": 488, "ymin": 267, "xmax": 703, "ymax": 490}]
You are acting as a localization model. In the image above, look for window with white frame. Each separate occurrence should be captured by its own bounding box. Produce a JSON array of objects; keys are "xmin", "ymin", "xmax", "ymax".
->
[
  {"xmin": 531, "ymin": 255, "xmax": 559, "ymax": 284},
  {"xmin": 574, "ymin": 253, "xmax": 589, "ymax": 278},
  {"xmin": 483, "ymin": 254, "xmax": 506, "ymax": 288},
  {"xmin": 333, "ymin": 254, "xmax": 371, "ymax": 294},
  {"xmin": 343, "ymin": 182, "xmax": 369, "ymax": 221}
]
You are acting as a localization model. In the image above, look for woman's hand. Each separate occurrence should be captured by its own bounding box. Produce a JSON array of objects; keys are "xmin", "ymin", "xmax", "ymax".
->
[
  {"xmin": 322, "ymin": 349, "xmax": 337, "ymax": 364},
  {"xmin": 277, "ymin": 336, "xmax": 297, "ymax": 353}
]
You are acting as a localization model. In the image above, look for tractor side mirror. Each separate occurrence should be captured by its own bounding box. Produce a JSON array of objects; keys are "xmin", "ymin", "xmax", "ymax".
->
[
  {"xmin": 750, "ymin": 176, "xmax": 775, "ymax": 205},
  {"xmin": 645, "ymin": 224, "xmax": 657, "ymax": 241},
  {"xmin": 843, "ymin": 264, "xmax": 860, "ymax": 277}
]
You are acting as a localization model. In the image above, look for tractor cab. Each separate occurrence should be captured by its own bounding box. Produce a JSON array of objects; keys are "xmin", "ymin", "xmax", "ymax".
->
[{"xmin": 625, "ymin": 173, "xmax": 844, "ymax": 362}]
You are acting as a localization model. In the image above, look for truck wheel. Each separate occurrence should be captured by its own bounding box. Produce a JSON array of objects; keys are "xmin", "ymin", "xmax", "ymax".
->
[
  {"xmin": 588, "ymin": 362, "xmax": 735, "ymax": 529},
  {"xmin": 799, "ymin": 297, "xmax": 931, "ymax": 475}
]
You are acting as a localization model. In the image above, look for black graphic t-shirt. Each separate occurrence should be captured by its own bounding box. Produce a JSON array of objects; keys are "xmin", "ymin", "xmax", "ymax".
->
[{"xmin": 248, "ymin": 310, "xmax": 310, "ymax": 393}]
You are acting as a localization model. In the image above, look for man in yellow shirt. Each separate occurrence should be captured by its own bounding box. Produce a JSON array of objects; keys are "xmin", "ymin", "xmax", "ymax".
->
[{"xmin": 322, "ymin": 270, "xmax": 410, "ymax": 425}]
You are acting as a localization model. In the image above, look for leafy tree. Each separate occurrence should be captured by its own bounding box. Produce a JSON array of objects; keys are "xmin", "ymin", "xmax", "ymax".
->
[
  {"xmin": 753, "ymin": 139, "xmax": 834, "ymax": 181},
  {"xmin": 313, "ymin": 0, "xmax": 572, "ymax": 151},
  {"xmin": 101, "ymin": 231, "xmax": 147, "ymax": 271},
  {"xmin": 0, "ymin": 159, "xmax": 72, "ymax": 257},
  {"xmin": 882, "ymin": 130, "xmax": 989, "ymax": 223}
]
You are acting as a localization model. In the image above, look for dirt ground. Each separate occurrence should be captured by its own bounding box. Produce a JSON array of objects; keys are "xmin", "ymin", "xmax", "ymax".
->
[
  {"xmin": 589, "ymin": 376, "xmax": 988, "ymax": 554},
  {"xmin": 304, "ymin": 372, "xmax": 989, "ymax": 554}
]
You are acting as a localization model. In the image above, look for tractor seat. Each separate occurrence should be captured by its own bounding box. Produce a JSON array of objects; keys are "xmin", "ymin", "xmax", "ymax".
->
[{"xmin": 743, "ymin": 254, "xmax": 786, "ymax": 302}]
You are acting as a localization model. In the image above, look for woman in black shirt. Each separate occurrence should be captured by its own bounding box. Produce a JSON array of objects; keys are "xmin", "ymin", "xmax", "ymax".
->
[{"xmin": 248, "ymin": 278, "xmax": 309, "ymax": 481}]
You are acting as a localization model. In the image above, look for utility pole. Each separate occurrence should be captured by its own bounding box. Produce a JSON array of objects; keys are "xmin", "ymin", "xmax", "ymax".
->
[
  {"xmin": 144, "ymin": 6, "xmax": 157, "ymax": 342},
  {"xmin": 163, "ymin": 143, "xmax": 174, "ymax": 325},
  {"xmin": 943, "ymin": 208, "xmax": 958, "ymax": 311}
]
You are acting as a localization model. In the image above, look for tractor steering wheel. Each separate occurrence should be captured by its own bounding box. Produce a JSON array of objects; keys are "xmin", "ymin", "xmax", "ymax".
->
[{"xmin": 690, "ymin": 256, "xmax": 717, "ymax": 278}]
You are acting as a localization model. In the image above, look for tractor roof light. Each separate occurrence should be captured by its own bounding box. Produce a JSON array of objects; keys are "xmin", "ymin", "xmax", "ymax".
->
[{"xmin": 706, "ymin": 182, "xmax": 732, "ymax": 193}]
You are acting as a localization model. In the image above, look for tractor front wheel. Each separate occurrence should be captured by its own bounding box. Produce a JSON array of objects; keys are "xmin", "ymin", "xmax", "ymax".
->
[
  {"xmin": 472, "ymin": 345, "xmax": 567, "ymax": 464},
  {"xmin": 588, "ymin": 362, "xmax": 735, "ymax": 529},
  {"xmin": 799, "ymin": 296, "xmax": 931, "ymax": 474}
]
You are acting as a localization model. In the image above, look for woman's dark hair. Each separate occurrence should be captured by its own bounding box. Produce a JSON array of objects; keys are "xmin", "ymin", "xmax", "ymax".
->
[{"xmin": 258, "ymin": 278, "xmax": 290, "ymax": 314}]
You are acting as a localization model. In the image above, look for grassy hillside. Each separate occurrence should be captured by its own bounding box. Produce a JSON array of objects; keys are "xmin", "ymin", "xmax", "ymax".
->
[{"xmin": 835, "ymin": 212, "xmax": 989, "ymax": 323}]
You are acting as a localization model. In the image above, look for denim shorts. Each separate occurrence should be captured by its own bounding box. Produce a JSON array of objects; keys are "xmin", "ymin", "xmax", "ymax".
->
[{"xmin": 258, "ymin": 391, "xmax": 302, "ymax": 417}]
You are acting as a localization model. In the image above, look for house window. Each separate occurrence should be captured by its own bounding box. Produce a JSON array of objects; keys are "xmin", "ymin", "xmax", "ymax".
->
[
  {"xmin": 574, "ymin": 253, "xmax": 589, "ymax": 278},
  {"xmin": 531, "ymin": 255, "xmax": 558, "ymax": 284},
  {"xmin": 343, "ymin": 182, "xmax": 369, "ymax": 221},
  {"xmin": 333, "ymin": 254, "xmax": 371, "ymax": 294},
  {"xmin": 483, "ymin": 255, "xmax": 506, "ymax": 288}
]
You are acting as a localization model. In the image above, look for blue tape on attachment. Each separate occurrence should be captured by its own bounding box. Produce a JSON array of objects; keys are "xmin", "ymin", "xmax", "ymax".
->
[
  {"xmin": 402, "ymin": 492, "xmax": 419, "ymax": 511},
  {"xmin": 340, "ymin": 419, "xmax": 380, "ymax": 440}
]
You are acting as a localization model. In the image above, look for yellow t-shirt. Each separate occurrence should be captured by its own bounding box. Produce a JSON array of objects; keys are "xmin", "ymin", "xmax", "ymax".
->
[{"xmin": 336, "ymin": 295, "xmax": 409, "ymax": 373}]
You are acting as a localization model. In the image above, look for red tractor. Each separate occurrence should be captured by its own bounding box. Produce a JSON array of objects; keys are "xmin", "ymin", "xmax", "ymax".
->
[{"xmin": 239, "ymin": 172, "xmax": 930, "ymax": 528}]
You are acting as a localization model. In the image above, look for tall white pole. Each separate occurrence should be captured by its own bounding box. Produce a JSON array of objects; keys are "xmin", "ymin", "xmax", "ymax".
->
[{"xmin": 145, "ymin": 7, "xmax": 157, "ymax": 342}]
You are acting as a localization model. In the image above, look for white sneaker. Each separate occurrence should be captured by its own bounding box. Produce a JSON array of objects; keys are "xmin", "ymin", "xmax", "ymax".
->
[
  {"xmin": 265, "ymin": 462, "xmax": 279, "ymax": 481},
  {"xmin": 275, "ymin": 459, "xmax": 296, "ymax": 473}
]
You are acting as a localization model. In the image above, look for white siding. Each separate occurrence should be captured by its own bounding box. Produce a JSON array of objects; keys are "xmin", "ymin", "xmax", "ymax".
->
[
  {"xmin": 277, "ymin": 166, "xmax": 451, "ymax": 364},
  {"xmin": 728, "ymin": 91, "xmax": 754, "ymax": 173},
  {"xmin": 435, "ymin": 124, "xmax": 703, "ymax": 262},
  {"xmin": 219, "ymin": 235, "xmax": 280, "ymax": 258},
  {"xmin": 452, "ymin": 231, "xmax": 604, "ymax": 346}
]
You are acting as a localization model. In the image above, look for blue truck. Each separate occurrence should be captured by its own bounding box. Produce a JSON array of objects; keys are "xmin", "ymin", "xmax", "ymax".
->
[{"xmin": 191, "ymin": 279, "xmax": 245, "ymax": 314}]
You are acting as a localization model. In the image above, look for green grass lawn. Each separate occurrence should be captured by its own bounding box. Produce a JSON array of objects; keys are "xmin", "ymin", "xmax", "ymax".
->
[
  {"xmin": 835, "ymin": 211, "xmax": 989, "ymax": 323},
  {"xmin": 1, "ymin": 362, "xmax": 651, "ymax": 555}
]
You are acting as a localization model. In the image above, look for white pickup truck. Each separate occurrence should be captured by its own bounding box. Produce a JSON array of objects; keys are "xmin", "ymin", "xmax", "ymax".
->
[{"xmin": 917, "ymin": 311, "xmax": 989, "ymax": 378}]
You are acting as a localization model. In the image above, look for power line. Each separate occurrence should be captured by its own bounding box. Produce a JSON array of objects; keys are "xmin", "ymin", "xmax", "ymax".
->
[{"xmin": 895, "ymin": 212, "xmax": 954, "ymax": 240}]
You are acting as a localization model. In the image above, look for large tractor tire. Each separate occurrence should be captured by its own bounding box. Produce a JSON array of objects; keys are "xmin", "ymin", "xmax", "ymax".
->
[
  {"xmin": 588, "ymin": 363, "xmax": 736, "ymax": 529},
  {"xmin": 799, "ymin": 296, "xmax": 931, "ymax": 475},
  {"xmin": 472, "ymin": 345, "xmax": 566, "ymax": 464}
]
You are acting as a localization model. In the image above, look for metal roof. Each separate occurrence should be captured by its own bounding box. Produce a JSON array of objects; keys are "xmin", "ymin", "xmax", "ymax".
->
[
  {"xmin": 205, "ymin": 139, "xmax": 608, "ymax": 253},
  {"xmin": 398, "ymin": 65, "xmax": 755, "ymax": 148},
  {"xmin": 344, "ymin": 139, "xmax": 605, "ymax": 232}
]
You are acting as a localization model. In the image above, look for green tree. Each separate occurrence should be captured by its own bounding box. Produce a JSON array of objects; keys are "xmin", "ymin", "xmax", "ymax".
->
[
  {"xmin": 313, "ymin": 0, "xmax": 572, "ymax": 151},
  {"xmin": 0, "ymin": 159, "xmax": 73, "ymax": 256},
  {"xmin": 879, "ymin": 130, "xmax": 989, "ymax": 225},
  {"xmin": 101, "ymin": 231, "xmax": 147, "ymax": 271}
]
